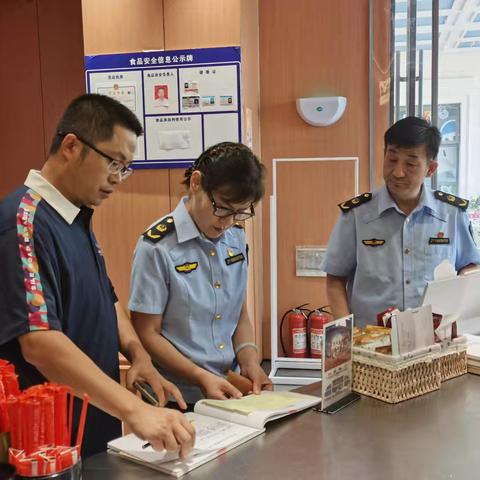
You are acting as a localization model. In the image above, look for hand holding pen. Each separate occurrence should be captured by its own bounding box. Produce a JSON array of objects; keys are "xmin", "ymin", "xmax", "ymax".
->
[{"xmin": 132, "ymin": 381, "xmax": 195, "ymax": 456}]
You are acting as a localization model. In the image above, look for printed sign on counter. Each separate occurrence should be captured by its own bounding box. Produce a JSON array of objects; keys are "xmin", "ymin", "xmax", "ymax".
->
[{"xmin": 321, "ymin": 315, "xmax": 354, "ymax": 411}]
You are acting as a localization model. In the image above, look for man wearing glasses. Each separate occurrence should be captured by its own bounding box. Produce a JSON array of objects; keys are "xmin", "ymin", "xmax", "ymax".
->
[
  {"xmin": 129, "ymin": 142, "xmax": 272, "ymax": 406},
  {"xmin": 0, "ymin": 94, "xmax": 195, "ymax": 458}
]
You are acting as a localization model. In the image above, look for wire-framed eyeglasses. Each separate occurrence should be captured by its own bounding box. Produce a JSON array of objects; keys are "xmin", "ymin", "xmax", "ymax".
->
[
  {"xmin": 58, "ymin": 132, "xmax": 133, "ymax": 181},
  {"xmin": 206, "ymin": 190, "xmax": 255, "ymax": 221}
]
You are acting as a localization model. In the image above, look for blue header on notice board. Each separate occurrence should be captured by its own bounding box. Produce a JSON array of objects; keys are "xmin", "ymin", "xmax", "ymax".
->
[{"xmin": 85, "ymin": 46, "xmax": 241, "ymax": 71}]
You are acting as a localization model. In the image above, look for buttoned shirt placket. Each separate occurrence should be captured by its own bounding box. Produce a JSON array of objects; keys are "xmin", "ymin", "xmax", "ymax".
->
[
  {"xmin": 202, "ymin": 236, "xmax": 227, "ymax": 367},
  {"xmin": 402, "ymin": 213, "xmax": 415, "ymax": 310}
]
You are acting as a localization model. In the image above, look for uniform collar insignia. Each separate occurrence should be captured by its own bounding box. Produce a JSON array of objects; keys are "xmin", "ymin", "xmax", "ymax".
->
[
  {"xmin": 338, "ymin": 192, "xmax": 372, "ymax": 212},
  {"xmin": 434, "ymin": 190, "xmax": 469, "ymax": 211},
  {"xmin": 143, "ymin": 216, "xmax": 175, "ymax": 243}
]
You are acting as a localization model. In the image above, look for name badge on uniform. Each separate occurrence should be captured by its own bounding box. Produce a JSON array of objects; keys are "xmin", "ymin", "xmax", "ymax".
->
[
  {"xmin": 362, "ymin": 239, "xmax": 385, "ymax": 247},
  {"xmin": 175, "ymin": 262, "xmax": 198, "ymax": 274},
  {"xmin": 429, "ymin": 237, "xmax": 450, "ymax": 245},
  {"xmin": 429, "ymin": 232, "xmax": 450, "ymax": 245},
  {"xmin": 225, "ymin": 253, "xmax": 245, "ymax": 266}
]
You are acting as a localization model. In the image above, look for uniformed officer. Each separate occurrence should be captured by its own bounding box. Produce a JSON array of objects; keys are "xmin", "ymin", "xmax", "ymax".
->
[
  {"xmin": 323, "ymin": 116, "xmax": 480, "ymax": 328},
  {"xmin": 129, "ymin": 142, "xmax": 272, "ymax": 404},
  {"xmin": 0, "ymin": 94, "xmax": 194, "ymax": 458}
]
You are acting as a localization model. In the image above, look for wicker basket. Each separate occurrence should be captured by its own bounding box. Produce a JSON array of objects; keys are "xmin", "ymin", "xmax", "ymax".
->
[
  {"xmin": 439, "ymin": 340, "xmax": 468, "ymax": 382},
  {"xmin": 352, "ymin": 345, "xmax": 442, "ymax": 404}
]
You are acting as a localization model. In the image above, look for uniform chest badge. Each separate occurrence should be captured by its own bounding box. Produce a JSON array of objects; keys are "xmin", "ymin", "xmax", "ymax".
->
[
  {"xmin": 175, "ymin": 262, "xmax": 198, "ymax": 274},
  {"xmin": 429, "ymin": 232, "xmax": 450, "ymax": 245},
  {"xmin": 225, "ymin": 253, "xmax": 245, "ymax": 266},
  {"xmin": 362, "ymin": 238, "xmax": 385, "ymax": 247}
]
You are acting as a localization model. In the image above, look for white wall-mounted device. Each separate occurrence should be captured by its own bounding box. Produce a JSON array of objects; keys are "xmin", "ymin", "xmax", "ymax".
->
[{"xmin": 296, "ymin": 96, "xmax": 347, "ymax": 127}]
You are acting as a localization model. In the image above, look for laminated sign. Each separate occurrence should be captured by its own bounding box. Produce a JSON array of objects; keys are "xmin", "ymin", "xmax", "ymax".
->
[{"xmin": 85, "ymin": 47, "xmax": 242, "ymax": 169}]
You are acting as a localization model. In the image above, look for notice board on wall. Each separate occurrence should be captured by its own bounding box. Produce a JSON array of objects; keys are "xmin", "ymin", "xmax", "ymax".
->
[{"xmin": 85, "ymin": 46, "xmax": 242, "ymax": 169}]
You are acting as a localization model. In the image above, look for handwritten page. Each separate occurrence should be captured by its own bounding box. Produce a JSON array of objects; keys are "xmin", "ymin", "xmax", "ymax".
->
[{"xmin": 108, "ymin": 412, "xmax": 260, "ymax": 464}]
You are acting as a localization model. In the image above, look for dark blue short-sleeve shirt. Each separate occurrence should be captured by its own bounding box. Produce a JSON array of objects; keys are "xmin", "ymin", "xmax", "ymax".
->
[{"xmin": 0, "ymin": 170, "xmax": 121, "ymax": 458}]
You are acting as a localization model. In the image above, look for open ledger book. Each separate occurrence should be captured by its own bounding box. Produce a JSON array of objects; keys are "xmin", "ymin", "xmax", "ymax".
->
[{"xmin": 108, "ymin": 390, "xmax": 321, "ymax": 478}]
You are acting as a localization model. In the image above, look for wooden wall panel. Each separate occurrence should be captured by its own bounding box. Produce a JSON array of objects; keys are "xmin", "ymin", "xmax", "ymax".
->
[
  {"xmin": 240, "ymin": 0, "xmax": 263, "ymax": 352},
  {"xmin": 81, "ymin": 0, "xmax": 165, "ymax": 54},
  {"xmin": 274, "ymin": 160, "xmax": 356, "ymax": 355},
  {"xmin": 163, "ymin": 0, "xmax": 241, "ymax": 50},
  {"xmin": 1, "ymin": 0, "xmax": 47, "ymax": 198},
  {"xmin": 259, "ymin": 0, "xmax": 370, "ymax": 356},
  {"xmin": 168, "ymin": 168, "xmax": 187, "ymax": 211},
  {"xmin": 37, "ymin": 0, "xmax": 86, "ymax": 154},
  {"xmin": 0, "ymin": 0, "xmax": 84, "ymax": 199}
]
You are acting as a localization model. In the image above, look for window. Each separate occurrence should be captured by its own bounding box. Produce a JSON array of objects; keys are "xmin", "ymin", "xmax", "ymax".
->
[{"xmin": 390, "ymin": 0, "xmax": 480, "ymax": 243}]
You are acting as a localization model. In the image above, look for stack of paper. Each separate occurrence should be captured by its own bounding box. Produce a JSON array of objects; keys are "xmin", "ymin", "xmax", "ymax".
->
[{"xmin": 464, "ymin": 334, "xmax": 480, "ymax": 375}]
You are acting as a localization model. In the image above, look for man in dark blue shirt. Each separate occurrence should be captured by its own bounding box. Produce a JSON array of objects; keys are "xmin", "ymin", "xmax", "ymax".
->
[{"xmin": 0, "ymin": 94, "xmax": 194, "ymax": 458}]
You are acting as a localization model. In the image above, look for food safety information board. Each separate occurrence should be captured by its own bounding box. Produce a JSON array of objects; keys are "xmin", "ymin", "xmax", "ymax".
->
[{"xmin": 85, "ymin": 46, "xmax": 241, "ymax": 169}]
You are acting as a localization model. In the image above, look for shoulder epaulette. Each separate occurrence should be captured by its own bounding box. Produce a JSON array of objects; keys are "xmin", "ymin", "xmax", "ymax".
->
[
  {"xmin": 338, "ymin": 192, "xmax": 372, "ymax": 212},
  {"xmin": 143, "ymin": 216, "xmax": 175, "ymax": 243},
  {"xmin": 434, "ymin": 191, "xmax": 469, "ymax": 211},
  {"xmin": 233, "ymin": 223, "xmax": 244, "ymax": 229}
]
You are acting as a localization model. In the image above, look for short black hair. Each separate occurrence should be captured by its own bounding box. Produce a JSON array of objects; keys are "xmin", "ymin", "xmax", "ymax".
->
[
  {"xmin": 384, "ymin": 116, "xmax": 441, "ymax": 161},
  {"xmin": 49, "ymin": 93, "xmax": 143, "ymax": 155},
  {"xmin": 183, "ymin": 142, "xmax": 265, "ymax": 203}
]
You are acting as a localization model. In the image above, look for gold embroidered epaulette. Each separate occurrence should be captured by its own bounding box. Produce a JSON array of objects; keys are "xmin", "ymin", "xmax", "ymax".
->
[
  {"xmin": 143, "ymin": 216, "xmax": 175, "ymax": 243},
  {"xmin": 434, "ymin": 191, "xmax": 469, "ymax": 211},
  {"xmin": 338, "ymin": 192, "xmax": 372, "ymax": 212}
]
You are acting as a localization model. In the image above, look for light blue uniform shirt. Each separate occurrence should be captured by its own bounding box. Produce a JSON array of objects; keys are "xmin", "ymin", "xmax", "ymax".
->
[
  {"xmin": 322, "ymin": 185, "xmax": 480, "ymax": 328},
  {"xmin": 129, "ymin": 198, "xmax": 248, "ymax": 403}
]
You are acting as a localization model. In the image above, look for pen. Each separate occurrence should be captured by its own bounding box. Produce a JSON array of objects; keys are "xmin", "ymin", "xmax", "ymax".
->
[
  {"xmin": 142, "ymin": 420, "xmax": 195, "ymax": 449},
  {"xmin": 133, "ymin": 381, "xmax": 160, "ymax": 407}
]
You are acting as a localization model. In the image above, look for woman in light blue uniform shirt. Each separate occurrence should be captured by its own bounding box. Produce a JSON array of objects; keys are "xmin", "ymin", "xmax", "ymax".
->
[{"xmin": 129, "ymin": 142, "xmax": 272, "ymax": 405}]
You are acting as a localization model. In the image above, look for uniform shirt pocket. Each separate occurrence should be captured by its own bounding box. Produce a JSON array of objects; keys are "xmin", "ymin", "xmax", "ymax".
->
[
  {"xmin": 424, "ymin": 243, "xmax": 454, "ymax": 279},
  {"xmin": 359, "ymin": 241, "xmax": 396, "ymax": 283}
]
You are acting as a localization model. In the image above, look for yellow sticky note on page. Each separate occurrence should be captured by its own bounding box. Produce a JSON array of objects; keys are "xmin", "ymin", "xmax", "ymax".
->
[{"xmin": 203, "ymin": 392, "xmax": 298, "ymax": 415}]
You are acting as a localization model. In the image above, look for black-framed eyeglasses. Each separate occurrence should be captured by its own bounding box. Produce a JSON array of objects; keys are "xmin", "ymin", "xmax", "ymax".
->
[
  {"xmin": 206, "ymin": 190, "xmax": 255, "ymax": 221},
  {"xmin": 58, "ymin": 132, "xmax": 133, "ymax": 181}
]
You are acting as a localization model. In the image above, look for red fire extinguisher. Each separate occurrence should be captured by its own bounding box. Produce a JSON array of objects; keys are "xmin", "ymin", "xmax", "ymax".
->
[
  {"xmin": 308, "ymin": 308, "xmax": 332, "ymax": 359},
  {"xmin": 280, "ymin": 304, "xmax": 309, "ymax": 358}
]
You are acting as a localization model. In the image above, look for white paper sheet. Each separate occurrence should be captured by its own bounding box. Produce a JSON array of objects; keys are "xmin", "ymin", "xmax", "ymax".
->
[{"xmin": 391, "ymin": 305, "xmax": 435, "ymax": 355}]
